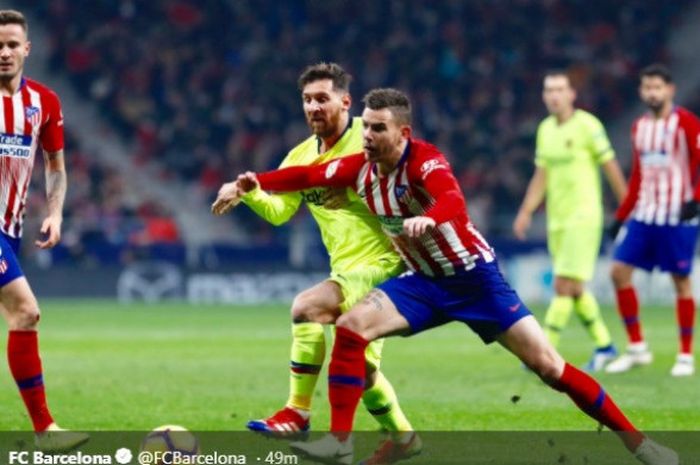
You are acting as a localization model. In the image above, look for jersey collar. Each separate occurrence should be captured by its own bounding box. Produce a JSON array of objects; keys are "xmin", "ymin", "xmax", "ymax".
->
[{"xmin": 316, "ymin": 117, "xmax": 353, "ymax": 154}]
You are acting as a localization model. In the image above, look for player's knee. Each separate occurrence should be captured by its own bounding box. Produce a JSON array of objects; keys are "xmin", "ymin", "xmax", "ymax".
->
[
  {"xmin": 9, "ymin": 300, "xmax": 41, "ymax": 330},
  {"xmin": 527, "ymin": 350, "xmax": 562, "ymax": 384},
  {"xmin": 610, "ymin": 263, "xmax": 630, "ymax": 288},
  {"xmin": 336, "ymin": 312, "xmax": 365, "ymax": 335}
]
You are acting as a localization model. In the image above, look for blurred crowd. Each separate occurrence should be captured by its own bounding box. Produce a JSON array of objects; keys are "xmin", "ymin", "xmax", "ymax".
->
[{"xmin": 20, "ymin": 0, "xmax": 695, "ymax": 262}]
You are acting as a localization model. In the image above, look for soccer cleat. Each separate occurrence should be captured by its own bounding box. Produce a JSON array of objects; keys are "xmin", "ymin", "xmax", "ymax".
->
[
  {"xmin": 670, "ymin": 353, "xmax": 695, "ymax": 377},
  {"xmin": 634, "ymin": 437, "xmax": 679, "ymax": 465},
  {"xmin": 584, "ymin": 345, "xmax": 618, "ymax": 372},
  {"xmin": 358, "ymin": 432, "xmax": 423, "ymax": 465},
  {"xmin": 246, "ymin": 407, "xmax": 309, "ymax": 439},
  {"xmin": 605, "ymin": 343, "xmax": 653, "ymax": 374},
  {"xmin": 35, "ymin": 423, "xmax": 90, "ymax": 453},
  {"xmin": 290, "ymin": 433, "xmax": 353, "ymax": 465}
]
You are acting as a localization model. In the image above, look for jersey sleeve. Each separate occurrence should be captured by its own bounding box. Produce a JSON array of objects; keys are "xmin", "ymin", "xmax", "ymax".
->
[
  {"xmin": 586, "ymin": 115, "xmax": 615, "ymax": 164},
  {"xmin": 534, "ymin": 123, "xmax": 546, "ymax": 167},
  {"xmin": 257, "ymin": 153, "xmax": 365, "ymax": 192},
  {"xmin": 409, "ymin": 147, "xmax": 467, "ymax": 224},
  {"xmin": 39, "ymin": 89, "xmax": 65, "ymax": 153},
  {"xmin": 683, "ymin": 111, "xmax": 700, "ymax": 201},
  {"xmin": 240, "ymin": 188, "xmax": 302, "ymax": 226},
  {"xmin": 615, "ymin": 123, "xmax": 641, "ymax": 221}
]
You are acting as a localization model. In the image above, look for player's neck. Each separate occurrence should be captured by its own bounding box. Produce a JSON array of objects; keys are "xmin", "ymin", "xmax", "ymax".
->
[
  {"xmin": 0, "ymin": 74, "xmax": 22, "ymax": 96},
  {"xmin": 650, "ymin": 101, "xmax": 673, "ymax": 120},
  {"xmin": 376, "ymin": 140, "xmax": 407, "ymax": 177},
  {"xmin": 319, "ymin": 114, "xmax": 350, "ymax": 153},
  {"xmin": 554, "ymin": 107, "xmax": 575, "ymax": 124}
]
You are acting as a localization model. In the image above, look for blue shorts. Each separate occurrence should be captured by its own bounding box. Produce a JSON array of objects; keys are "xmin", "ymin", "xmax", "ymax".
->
[
  {"xmin": 377, "ymin": 260, "xmax": 532, "ymax": 344},
  {"xmin": 613, "ymin": 220, "xmax": 699, "ymax": 276},
  {"xmin": 0, "ymin": 232, "xmax": 23, "ymax": 287}
]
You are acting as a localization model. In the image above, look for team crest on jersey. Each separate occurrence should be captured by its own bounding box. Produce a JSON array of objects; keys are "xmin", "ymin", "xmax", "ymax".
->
[
  {"xmin": 394, "ymin": 185, "xmax": 408, "ymax": 201},
  {"xmin": 25, "ymin": 106, "xmax": 41, "ymax": 127}
]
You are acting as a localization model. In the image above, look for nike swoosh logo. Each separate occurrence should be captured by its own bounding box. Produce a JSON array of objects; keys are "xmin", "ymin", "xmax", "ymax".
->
[{"xmin": 509, "ymin": 303, "xmax": 522, "ymax": 312}]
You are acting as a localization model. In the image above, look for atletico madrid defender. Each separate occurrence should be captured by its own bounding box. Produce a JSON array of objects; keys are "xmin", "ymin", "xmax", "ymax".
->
[
  {"xmin": 0, "ymin": 10, "xmax": 87, "ymax": 450},
  {"xmin": 234, "ymin": 88, "xmax": 677, "ymax": 465},
  {"xmin": 607, "ymin": 64, "xmax": 700, "ymax": 376}
]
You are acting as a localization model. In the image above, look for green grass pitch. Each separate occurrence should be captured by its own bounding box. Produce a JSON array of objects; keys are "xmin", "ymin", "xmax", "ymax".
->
[{"xmin": 0, "ymin": 299, "xmax": 698, "ymax": 431}]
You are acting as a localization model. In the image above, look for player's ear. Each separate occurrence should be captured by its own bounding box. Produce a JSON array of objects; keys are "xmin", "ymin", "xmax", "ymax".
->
[
  {"xmin": 400, "ymin": 125, "xmax": 412, "ymax": 139},
  {"xmin": 341, "ymin": 93, "xmax": 351, "ymax": 111},
  {"xmin": 24, "ymin": 40, "xmax": 31, "ymax": 58}
]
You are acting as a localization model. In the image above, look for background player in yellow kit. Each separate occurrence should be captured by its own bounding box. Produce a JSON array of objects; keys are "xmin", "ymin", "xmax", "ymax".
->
[{"xmin": 514, "ymin": 70, "xmax": 627, "ymax": 371}]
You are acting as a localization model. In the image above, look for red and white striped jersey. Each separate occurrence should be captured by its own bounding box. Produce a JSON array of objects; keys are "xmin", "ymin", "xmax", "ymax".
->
[
  {"xmin": 258, "ymin": 138, "xmax": 495, "ymax": 277},
  {"xmin": 616, "ymin": 106, "xmax": 700, "ymax": 226},
  {"xmin": 0, "ymin": 78, "xmax": 64, "ymax": 238}
]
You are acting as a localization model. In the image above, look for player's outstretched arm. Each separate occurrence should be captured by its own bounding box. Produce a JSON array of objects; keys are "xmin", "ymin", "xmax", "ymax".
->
[
  {"xmin": 257, "ymin": 154, "xmax": 364, "ymax": 192},
  {"xmin": 36, "ymin": 149, "xmax": 66, "ymax": 249}
]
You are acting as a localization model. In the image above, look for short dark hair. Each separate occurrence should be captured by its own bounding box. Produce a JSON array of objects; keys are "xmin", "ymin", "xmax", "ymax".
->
[
  {"xmin": 297, "ymin": 62, "xmax": 352, "ymax": 93},
  {"xmin": 543, "ymin": 70, "xmax": 573, "ymax": 87},
  {"xmin": 0, "ymin": 10, "xmax": 27, "ymax": 33},
  {"xmin": 640, "ymin": 63, "xmax": 672, "ymax": 83},
  {"xmin": 362, "ymin": 88, "xmax": 412, "ymax": 125}
]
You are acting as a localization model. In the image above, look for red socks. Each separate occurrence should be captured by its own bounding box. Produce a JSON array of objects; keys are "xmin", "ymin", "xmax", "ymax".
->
[
  {"xmin": 328, "ymin": 327, "xmax": 369, "ymax": 440},
  {"xmin": 8, "ymin": 330, "xmax": 54, "ymax": 432},
  {"xmin": 615, "ymin": 287, "xmax": 643, "ymax": 344},
  {"xmin": 676, "ymin": 298, "xmax": 695, "ymax": 355},
  {"xmin": 555, "ymin": 363, "xmax": 643, "ymax": 451}
]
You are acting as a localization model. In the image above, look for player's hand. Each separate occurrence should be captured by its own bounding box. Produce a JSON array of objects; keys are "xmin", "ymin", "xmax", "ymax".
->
[
  {"xmin": 322, "ymin": 187, "xmax": 349, "ymax": 210},
  {"xmin": 512, "ymin": 211, "xmax": 531, "ymax": 240},
  {"xmin": 680, "ymin": 200, "xmax": 700, "ymax": 221},
  {"xmin": 403, "ymin": 216, "xmax": 436, "ymax": 238},
  {"xmin": 35, "ymin": 214, "xmax": 62, "ymax": 249},
  {"xmin": 236, "ymin": 171, "xmax": 259, "ymax": 193},
  {"xmin": 607, "ymin": 219, "xmax": 623, "ymax": 240},
  {"xmin": 211, "ymin": 181, "xmax": 243, "ymax": 216}
]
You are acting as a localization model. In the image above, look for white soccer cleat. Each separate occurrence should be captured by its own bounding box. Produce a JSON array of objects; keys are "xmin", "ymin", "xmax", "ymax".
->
[
  {"xmin": 670, "ymin": 353, "xmax": 695, "ymax": 377},
  {"xmin": 634, "ymin": 437, "xmax": 679, "ymax": 465},
  {"xmin": 605, "ymin": 342, "xmax": 653, "ymax": 373},
  {"xmin": 290, "ymin": 433, "xmax": 353, "ymax": 465},
  {"xmin": 35, "ymin": 423, "xmax": 90, "ymax": 453}
]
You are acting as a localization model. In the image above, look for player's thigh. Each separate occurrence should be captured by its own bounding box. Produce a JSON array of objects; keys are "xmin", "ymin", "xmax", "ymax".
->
[
  {"xmin": 551, "ymin": 226, "xmax": 601, "ymax": 282},
  {"xmin": 291, "ymin": 279, "xmax": 344, "ymax": 324},
  {"xmin": 656, "ymin": 224, "xmax": 699, "ymax": 276},
  {"xmin": 331, "ymin": 263, "xmax": 403, "ymax": 313},
  {"xmin": 498, "ymin": 315, "xmax": 565, "ymax": 380},
  {"xmin": 612, "ymin": 220, "xmax": 655, "ymax": 271},
  {"xmin": 0, "ymin": 277, "xmax": 40, "ymax": 329},
  {"xmin": 337, "ymin": 288, "xmax": 411, "ymax": 341}
]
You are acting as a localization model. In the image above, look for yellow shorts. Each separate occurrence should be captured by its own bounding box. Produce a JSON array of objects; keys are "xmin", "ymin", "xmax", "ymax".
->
[
  {"xmin": 548, "ymin": 226, "xmax": 602, "ymax": 282},
  {"xmin": 329, "ymin": 262, "xmax": 403, "ymax": 370}
]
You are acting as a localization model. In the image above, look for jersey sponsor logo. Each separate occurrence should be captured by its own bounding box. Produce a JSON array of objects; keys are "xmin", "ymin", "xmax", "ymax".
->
[
  {"xmin": 325, "ymin": 160, "xmax": 340, "ymax": 179},
  {"xmin": 301, "ymin": 188, "xmax": 327, "ymax": 206},
  {"xmin": 378, "ymin": 215, "xmax": 405, "ymax": 235},
  {"xmin": 0, "ymin": 133, "xmax": 33, "ymax": 159},
  {"xmin": 419, "ymin": 159, "xmax": 446, "ymax": 179},
  {"xmin": 25, "ymin": 106, "xmax": 41, "ymax": 127},
  {"xmin": 640, "ymin": 150, "xmax": 670, "ymax": 167}
]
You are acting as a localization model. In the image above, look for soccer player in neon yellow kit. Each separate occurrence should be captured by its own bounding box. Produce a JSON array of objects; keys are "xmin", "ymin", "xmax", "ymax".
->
[
  {"xmin": 213, "ymin": 63, "xmax": 419, "ymax": 464},
  {"xmin": 514, "ymin": 71, "xmax": 627, "ymax": 371}
]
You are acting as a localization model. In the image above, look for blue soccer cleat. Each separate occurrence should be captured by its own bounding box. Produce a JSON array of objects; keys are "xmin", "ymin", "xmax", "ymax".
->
[{"xmin": 584, "ymin": 344, "xmax": 618, "ymax": 372}]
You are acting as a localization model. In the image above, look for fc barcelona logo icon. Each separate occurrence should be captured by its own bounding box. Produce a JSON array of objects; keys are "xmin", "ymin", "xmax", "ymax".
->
[{"xmin": 25, "ymin": 106, "xmax": 41, "ymax": 127}]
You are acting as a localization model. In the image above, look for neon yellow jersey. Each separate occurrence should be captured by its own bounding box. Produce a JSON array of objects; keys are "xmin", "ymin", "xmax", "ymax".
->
[
  {"xmin": 242, "ymin": 117, "xmax": 401, "ymax": 273},
  {"xmin": 535, "ymin": 109, "xmax": 615, "ymax": 230}
]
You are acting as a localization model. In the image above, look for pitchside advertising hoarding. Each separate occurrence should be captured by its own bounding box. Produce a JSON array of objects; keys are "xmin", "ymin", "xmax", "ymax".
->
[{"xmin": 26, "ymin": 253, "xmax": 700, "ymax": 305}]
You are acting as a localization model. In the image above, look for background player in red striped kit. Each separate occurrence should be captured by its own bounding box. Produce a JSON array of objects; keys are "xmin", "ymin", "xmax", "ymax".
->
[
  {"xmin": 0, "ymin": 10, "xmax": 87, "ymax": 450},
  {"xmin": 233, "ymin": 88, "xmax": 677, "ymax": 465},
  {"xmin": 606, "ymin": 64, "xmax": 700, "ymax": 377}
]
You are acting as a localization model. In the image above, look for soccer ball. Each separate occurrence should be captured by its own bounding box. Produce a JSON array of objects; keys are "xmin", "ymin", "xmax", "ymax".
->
[{"xmin": 140, "ymin": 425, "xmax": 199, "ymax": 465}]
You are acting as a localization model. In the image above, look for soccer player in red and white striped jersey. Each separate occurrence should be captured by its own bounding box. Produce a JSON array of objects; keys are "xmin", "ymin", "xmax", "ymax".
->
[
  {"xmin": 0, "ymin": 10, "xmax": 87, "ymax": 450},
  {"xmin": 235, "ymin": 88, "xmax": 675, "ymax": 465},
  {"xmin": 608, "ymin": 64, "xmax": 700, "ymax": 377}
]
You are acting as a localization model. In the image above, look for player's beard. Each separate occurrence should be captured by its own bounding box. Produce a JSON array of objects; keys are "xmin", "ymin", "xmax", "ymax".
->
[
  {"xmin": 644, "ymin": 98, "xmax": 665, "ymax": 115},
  {"xmin": 308, "ymin": 110, "xmax": 341, "ymax": 139}
]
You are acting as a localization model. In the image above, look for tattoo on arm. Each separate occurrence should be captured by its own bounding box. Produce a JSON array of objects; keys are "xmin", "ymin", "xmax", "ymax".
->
[
  {"xmin": 44, "ymin": 150, "xmax": 67, "ymax": 217},
  {"xmin": 362, "ymin": 289, "xmax": 385, "ymax": 312}
]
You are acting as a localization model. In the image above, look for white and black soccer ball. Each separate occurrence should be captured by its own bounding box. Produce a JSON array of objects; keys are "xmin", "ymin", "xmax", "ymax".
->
[{"xmin": 140, "ymin": 425, "xmax": 199, "ymax": 465}]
